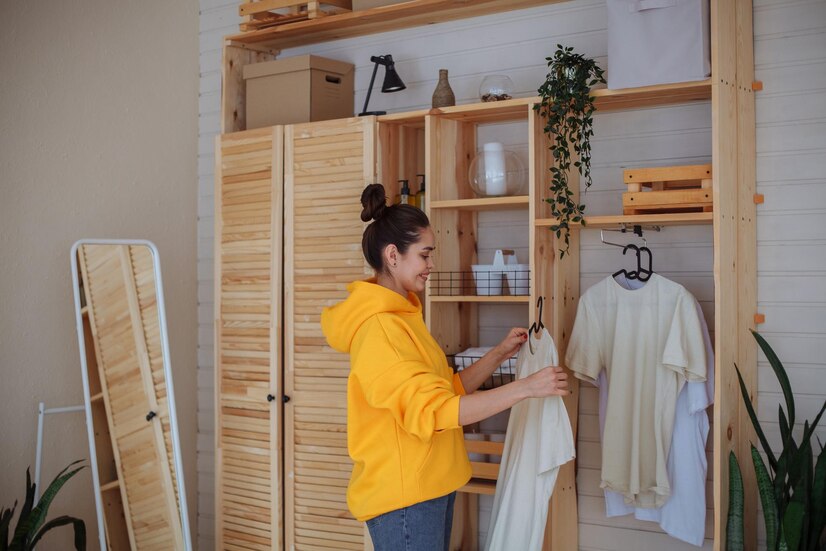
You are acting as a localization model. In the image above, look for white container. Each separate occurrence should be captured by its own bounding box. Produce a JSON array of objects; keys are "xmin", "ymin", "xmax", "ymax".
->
[
  {"xmin": 471, "ymin": 266, "xmax": 504, "ymax": 296},
  {"xmin": 505, "ymin": 264, "xmax": 530, "ymax": 295},
  {"xmin": 471, "ymin": 249, "xmax": 511, "ymax": 296},
  {"xmin": 607, "ymin": 0, "xmax": 710, "ymax": 90},
  {"xmin": 483, "ymin": 142, "xmax": 507, "ymax": 196}
]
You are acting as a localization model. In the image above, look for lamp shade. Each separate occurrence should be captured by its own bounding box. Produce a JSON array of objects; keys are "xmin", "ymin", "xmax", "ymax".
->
[{"xmin": 381, "ymin": 65, "xmax": 406, "ymax": 92}]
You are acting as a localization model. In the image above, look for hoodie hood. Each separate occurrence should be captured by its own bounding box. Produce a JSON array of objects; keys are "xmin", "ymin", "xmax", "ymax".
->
[{"xmin": 322, "ymin": 279, "xmax": 421, "ymax": 353}]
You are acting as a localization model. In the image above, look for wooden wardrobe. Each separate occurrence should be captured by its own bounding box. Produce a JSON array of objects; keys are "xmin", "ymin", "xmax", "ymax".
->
[{"xmin": 214, "ymin": 118, "xmax": 375, "ymax": 550}]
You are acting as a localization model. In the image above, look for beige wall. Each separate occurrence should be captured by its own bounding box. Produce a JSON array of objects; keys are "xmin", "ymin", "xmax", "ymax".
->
[{"xmin": 0, "ymin": 1, "xmax": 199, "ymax": 548}]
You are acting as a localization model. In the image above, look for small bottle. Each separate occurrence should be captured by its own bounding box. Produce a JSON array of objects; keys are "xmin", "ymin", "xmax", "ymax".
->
[
  {"xmin": 398, "ymin": 180, "xmax": 410, "ymax": 205},
  {"xmin": 415, "ymin": 174, "xmax": 426, "ymax": 211}
]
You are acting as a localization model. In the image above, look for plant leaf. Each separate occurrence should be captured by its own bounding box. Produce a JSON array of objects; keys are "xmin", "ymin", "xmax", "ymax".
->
[
  {"xmin": 783, "ymin": 501, "xmax": 805, "ymax": 551},
  {"xmin": 26, "ymin": 516, "xmax": 85, "ymax": 551},
  {"xmin": 727, "ymin": 451, "xmax": 745, "ymax": 551},
  {"xmin": 735, "ymin": 362, "xmax": 778, "ymax": 471},
  {"xmin": 752, "ymin": 445, "xmax": 780, "ymax": 551},
  {"xmin": 753, "ymin": 330, "xmax": 795, "ymax": 429},
  {"xmin": 10, "ymin": 461, "xmax": 84, "ymax": 548},
  {"xmin": 1, "ymin": 504, "xmax": 17, "ymax": 551},
  {"xmin": 808, "ymin": 443, "xmax": 826, "ymax": 551}
]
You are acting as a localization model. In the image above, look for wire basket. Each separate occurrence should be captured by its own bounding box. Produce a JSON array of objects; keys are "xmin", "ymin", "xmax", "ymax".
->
[
  {"xmin": 430, "ymin": 269, "xmax": 530, "ymax": 297},
  {"xmin": 448, "ymin": 353, "xmax": 516, "ymax": 390}
]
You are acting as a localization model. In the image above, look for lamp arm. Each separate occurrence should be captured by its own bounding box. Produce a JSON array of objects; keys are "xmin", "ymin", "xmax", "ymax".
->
[{"xmin": 360, "ymin": 61, "xmax": 381, "ymax": 116}]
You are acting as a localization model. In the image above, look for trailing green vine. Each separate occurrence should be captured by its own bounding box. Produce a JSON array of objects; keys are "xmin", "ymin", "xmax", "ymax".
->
[{"xmin": 534, "ymin": 45, "xmax": 605, "ymax": 258}]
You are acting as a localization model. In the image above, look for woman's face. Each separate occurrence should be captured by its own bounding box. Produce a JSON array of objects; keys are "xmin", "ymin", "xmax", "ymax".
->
[{"xmin": 385, "ymin": 226, "xmax": 435, "ymax": 295}]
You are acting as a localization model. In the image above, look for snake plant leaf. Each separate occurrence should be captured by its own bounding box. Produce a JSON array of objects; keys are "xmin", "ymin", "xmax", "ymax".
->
[
  {"xmin": 25, "ymin": 515, "xmax": 86, "ymax": 551},
  {"xmin": 798, "ymin": 400, "xmax": 826, "ymax": 458},
  {"xmin": 780, "ymin": 405, "xmax": 792, "ymax": 449},
  {"xmin": 809, "ymin": 443, "xmax": 826, "ymax": 551},
  {"xmin": 727, "ymin": 451, "xmax": 745, "ymax": 551},
  {"xmin": 753, "ymin": 445, "xmax": 780, "ymax": 551},
  {"xmin": 752, "ymin": 330, "xmax": 795, "ymax": 429},
  {"xmin": 784, "ymin": 501, "xmax": 805, "ymax": 551},
  {"xmin": 19, "ymin": 470, "xmax": 35, "ymax": 536},
  {"xmin": 10, "ymin": 461, "xmax": 84, "ymax": 549},
  {"xmin": 736, "ymin": 362, "xmax": 777, "ymax": 471},
  {"xmin": 1, "ymin": 504, "xmax": 16, "ymax": 551}
]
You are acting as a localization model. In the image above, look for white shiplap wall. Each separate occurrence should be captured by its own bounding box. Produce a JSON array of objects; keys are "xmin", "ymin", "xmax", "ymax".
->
[{"xmin": 197, "ymin": 1, "xmax": 826, "ymax": 549}]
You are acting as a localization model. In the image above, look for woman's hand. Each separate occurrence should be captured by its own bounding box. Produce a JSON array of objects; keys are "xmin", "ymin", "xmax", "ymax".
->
[
  {"xmin": 523, "ymin": 366, "xmax": 569, "ymax": 398},
  {"xmin": 493, "ymin": 327, "xmax": 529, "ymax": 361}
]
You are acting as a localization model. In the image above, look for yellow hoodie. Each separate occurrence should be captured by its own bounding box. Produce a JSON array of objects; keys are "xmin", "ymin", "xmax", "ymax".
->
[{"xmin": 321, "ymin": 279, "xmax": 471, "ymax": 521}]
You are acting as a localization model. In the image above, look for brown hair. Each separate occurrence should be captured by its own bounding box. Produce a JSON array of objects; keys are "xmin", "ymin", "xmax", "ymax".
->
[{"xmin": 360, "ymin": 183, "xmax": 430, "ymax": 273}]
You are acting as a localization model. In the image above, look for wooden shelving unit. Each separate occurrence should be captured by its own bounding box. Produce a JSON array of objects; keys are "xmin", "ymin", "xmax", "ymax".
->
[{"xmin": 216, "ymin": 1, "xmax": 757, "ymax": 549}]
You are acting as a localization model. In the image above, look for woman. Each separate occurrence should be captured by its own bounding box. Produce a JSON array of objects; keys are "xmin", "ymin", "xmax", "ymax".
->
[{"xmin": 321, "ymin": 184, "xmax": 568, "ymax": 551}]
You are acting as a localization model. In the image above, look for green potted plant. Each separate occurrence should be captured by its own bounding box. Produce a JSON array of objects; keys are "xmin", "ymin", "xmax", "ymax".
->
[
  {"xmin": 534, "ymin": 45, "xmax": 605, "ymax": 258},
  {"xmin": 726, "ymin": 331, "xmax": 826, "ymax": 551},
  {"xmin": 1, "ymin": 460, "xmax": 86, "ymax": 551}
]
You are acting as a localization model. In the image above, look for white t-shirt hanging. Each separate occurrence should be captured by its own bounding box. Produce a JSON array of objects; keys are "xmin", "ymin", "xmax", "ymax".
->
[
  {"xmin": 565, "ymin": 273, "xmax": 707, "ymax": 508},
  {"xmin": 599, "ymin": 273, "xmax": 714, "ymax": 546},
  {"xmin": 485, "ymin": 329, "xmax": 575, "ymax": 551}
]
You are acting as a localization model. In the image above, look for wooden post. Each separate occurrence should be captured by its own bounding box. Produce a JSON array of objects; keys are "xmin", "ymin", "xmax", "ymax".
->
[{"xmin": 712, "ymin": 0, "xmax": 757, "ymax": 548}]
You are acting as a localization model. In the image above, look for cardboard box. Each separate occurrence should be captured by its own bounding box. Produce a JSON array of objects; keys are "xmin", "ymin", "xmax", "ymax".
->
[
  {"xmin": 243, "ymin": 55, "xmax": 354, "ymax": 128},
  {"xmin": 607, "ymin": 0, "xmax": 710, "ymax": 90}
]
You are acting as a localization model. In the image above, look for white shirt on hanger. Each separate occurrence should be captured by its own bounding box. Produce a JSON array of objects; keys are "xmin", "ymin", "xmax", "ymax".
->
[
  {"xmin": 566, "ymin": 273, "xmax": 707, "ymax": 508},
  {"xmin": 599, "ymin": 273, "xmax": 713, "ymax": 546},
  {"xmin": 485, "ymin": 329, "xmax": 575, "ymax": 551}
]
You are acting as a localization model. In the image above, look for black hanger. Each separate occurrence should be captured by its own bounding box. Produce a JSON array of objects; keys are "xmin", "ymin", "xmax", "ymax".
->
[
  {"xmin": 637, "ymin": 245, "xmax": 653, "ymax": 282},
  {"xmin": 528, "ymin": 296, "xmax": 546, "ymax": 353},
  {"xmin": 612, "ymin": 243, "xmax": 640, "ymax": 281}
]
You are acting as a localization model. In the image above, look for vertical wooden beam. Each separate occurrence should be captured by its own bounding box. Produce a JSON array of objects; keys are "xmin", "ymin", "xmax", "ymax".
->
[
  {"xmin": 531, "ymin": 105, "xmax": 580, "ymax": 551},
  {"xmin": 712, "ymin": 0, "xmax": 757, "ymax": 547},
  {"xmin": 735, "ymin": 0, "xmax": 758, "ymax": 549}
]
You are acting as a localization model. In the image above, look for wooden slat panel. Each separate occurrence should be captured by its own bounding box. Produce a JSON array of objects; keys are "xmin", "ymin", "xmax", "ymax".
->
[
  {"xmin": 81, "ymin": 244, "xmax": 184, "ymax": 549},
  {"xmin": 216, "ymin": 127, "xmax": 283, "ymax": 550},
  {"xmin": 285, "ymin": 117, "xmax": 374, "ymax": 551}
]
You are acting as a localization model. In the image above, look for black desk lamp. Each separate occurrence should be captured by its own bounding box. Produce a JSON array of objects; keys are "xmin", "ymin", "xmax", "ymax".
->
[{"xmin": 359, "ymin": 55, "xmax": 406, "ymax": 116}]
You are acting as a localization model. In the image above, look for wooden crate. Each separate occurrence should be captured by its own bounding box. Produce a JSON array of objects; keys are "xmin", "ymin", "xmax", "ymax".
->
[
  {"xmin": 239, "ymin": 0, "xmax": 353, "ymax": 31},
  {"xmin": 622, "ymin": 164, "xmax": 712, "ymax": 215}
]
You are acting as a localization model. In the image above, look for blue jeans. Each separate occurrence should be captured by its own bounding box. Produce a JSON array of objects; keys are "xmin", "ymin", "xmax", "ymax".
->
[{"xmin": 366, "ymin": 492, "xmax": 456, "ymax": 551}]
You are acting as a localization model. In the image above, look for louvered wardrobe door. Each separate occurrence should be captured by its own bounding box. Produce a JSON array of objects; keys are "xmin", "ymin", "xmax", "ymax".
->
[
  {"xmin": 80, "ymin": 244, "xmax": 184, "ymax": 550},
  {"xmin": 215, "ymin": 127, "xmax": 283, "ymax": 550},
  {"xmin": 284, "ymin": 118, "xmax": 375, "ymax": 551}
]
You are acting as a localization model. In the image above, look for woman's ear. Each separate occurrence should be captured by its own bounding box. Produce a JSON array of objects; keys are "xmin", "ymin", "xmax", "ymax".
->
[{"xmin": 383, "ymin": 244, "xmax": 399, "ymax": 269}]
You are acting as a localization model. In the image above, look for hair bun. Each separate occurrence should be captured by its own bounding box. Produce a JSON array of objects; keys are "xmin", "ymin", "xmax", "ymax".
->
[{"xmin": 360, "ymin": 183, "xmax": 388, "ymax": 222}]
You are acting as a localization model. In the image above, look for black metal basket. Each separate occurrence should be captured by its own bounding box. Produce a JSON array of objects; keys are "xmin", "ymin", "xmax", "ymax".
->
[
  {"xmin": 429, "ymin": 269, "xmax": 530, "ymax": 297},
  {"xmin": 448, "ymin": 354, "xmax": 516, "ymax": 390}
]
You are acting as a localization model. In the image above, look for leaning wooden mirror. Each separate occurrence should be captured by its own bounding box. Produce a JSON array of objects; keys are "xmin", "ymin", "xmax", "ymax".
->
[{"xmin": 71, "ymin": 239, "xmax": 192, "ymax": 550}]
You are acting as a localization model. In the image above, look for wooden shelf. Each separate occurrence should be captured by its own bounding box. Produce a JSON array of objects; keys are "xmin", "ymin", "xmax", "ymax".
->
[
  {"xmin": 226, "ymin": 0, "xmax": 565, "ymax": 50},
  {"xmin": 534, "ymin": 212, "xmax": 713, "ymax": 229},
  {"xmin": 429, "ymin": 295, "xmax": 530, "ymax": 303},
  {"xmin": 91, "ymin": 391, "xmax": 104, "ymax": 402},
  {"xmin": 379, "ymin": 80, "xmax": 710, "ymax": 124},
  {"xmin": 430, "ymin": 196, "xmax": 529, "ymax": 211},
  {"xmin": 459, "ymin": 478, "xmax": 497, "ymax": 496},
  {"xmin": 81, "ymin": 305, "xmax": 89, "ymax": 316},
  {"xmin": 591, "ymin": 80, "xmax": 711, "ymax": 111},
  {"xmin": 100, "ymin": 479, "xmax": 121, "ymax": 493}
]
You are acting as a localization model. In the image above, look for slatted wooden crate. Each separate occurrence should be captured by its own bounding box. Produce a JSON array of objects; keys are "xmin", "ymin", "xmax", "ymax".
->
[
  {"xmin": 622, "ymin": 164, "xmax": 713, "ymax": 215},
  {"xmin": 239, "ymin": 0, "xmax": 353, "ymax": 31}
]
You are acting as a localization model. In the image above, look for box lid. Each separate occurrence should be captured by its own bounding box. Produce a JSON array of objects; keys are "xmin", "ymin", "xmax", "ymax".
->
[{"xmin": 243, "ymin": 54, "xmax": 353, "ymax": 80}]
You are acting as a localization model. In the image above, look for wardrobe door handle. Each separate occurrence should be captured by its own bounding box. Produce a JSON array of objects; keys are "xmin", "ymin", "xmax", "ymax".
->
[
  {"xmin": 283, "ymin": 395, "xmax": 291, "ymax": 404},
  {"xmin": 146, "ymin": 411, "xmax": 157, "ymax": 422},
  {"xmin": 267, "ymin": 394, "xmax": 275, "ymax": 402}
]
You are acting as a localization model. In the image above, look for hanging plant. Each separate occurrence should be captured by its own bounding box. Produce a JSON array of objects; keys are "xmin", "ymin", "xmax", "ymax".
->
[{"xmin": 534, "ymin": 45, "xmax": 605, "ymax": 258}]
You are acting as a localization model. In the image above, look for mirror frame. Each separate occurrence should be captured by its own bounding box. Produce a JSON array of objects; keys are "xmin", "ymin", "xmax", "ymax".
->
[{"xmin": 71, "ymin": 238, "xmax": 192, "ymax": 551}]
